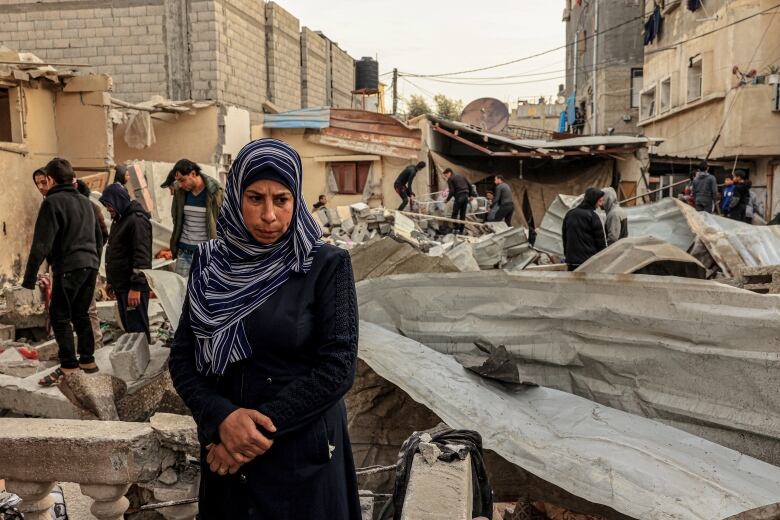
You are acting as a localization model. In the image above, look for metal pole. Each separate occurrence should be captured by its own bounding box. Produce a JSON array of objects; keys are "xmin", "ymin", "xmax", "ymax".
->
[{"xmin": 392, "ymin": 68, "xmax": 398, "ymax": 115}]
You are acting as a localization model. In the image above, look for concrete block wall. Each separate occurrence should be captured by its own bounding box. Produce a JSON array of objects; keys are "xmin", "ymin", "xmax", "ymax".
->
[
  {"xmin": 301, "ymin": 27, "xmax": 327, "ymax": 107},
  {"xmin": 330, "ymin": 42, "xmax": 355, "ymax": 109},
  {"xmin": 0, "ymin": 0, "xmax": 169, "ymax": 102},
  {"xmin": 265, "ymin": 2, "xmax": 301, "ymax": 111},
  {"xmin": 214, "ymin": 0, "xmax": 266, "ymax": 115}
]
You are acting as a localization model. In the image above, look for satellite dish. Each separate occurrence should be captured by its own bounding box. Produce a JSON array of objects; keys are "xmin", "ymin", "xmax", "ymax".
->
[{"xmin": 460, "ymin": 98, "xmax": 510, "ymax": 133}]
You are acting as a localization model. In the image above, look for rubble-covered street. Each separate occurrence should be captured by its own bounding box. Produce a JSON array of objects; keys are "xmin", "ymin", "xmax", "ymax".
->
[{"xmin": 2, "ymin": 1, "xmax": 780, "ymax": 519}]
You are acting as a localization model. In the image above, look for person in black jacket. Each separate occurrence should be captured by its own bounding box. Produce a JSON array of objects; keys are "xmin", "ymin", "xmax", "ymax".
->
[
  {"xmin": 562, "ymin": 188, "xmax": 608, "ymax": 271},
  {"xmin": 99, "ymin": 184, "xmax": 153, "ymax": 341},
  {"xmin": 394, "ymin": 161, "xmax": 425, "ymax": 211},
  {"xmin": 22, "ymin": 158, "xmax": 102, "ymax": 386},
  {"xmin": 728, "ymin": 170, "xmax": 752, "ymax": 223},
  {"xmin": 443, "ymin": 168, "xmax": 470, "ymax": 234}
]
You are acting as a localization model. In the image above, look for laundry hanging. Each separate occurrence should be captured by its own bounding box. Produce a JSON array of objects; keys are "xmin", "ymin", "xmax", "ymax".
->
[{"xmin": 644, "ymin": 4, "xmax": 663, "ymax": 45}]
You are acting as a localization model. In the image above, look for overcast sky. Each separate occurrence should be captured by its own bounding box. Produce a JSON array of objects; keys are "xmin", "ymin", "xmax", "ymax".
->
[{"xmin": 279, "ymin": 0, "xmax": 566, "ymax": 111}]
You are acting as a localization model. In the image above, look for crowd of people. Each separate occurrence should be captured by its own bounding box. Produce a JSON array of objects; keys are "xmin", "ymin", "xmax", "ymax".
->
[{"xmin": 681, "ymin": 161, "xmax": 761, "ymax": 222}]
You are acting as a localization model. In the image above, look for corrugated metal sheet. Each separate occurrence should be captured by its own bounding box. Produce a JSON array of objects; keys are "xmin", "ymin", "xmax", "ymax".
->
[
  {"xmin": 263, "ymin": 107, "xmax": 331, "ymax": 129},
  {"xmin": 535, "ymin": 196, "xmax": 695, "ymax": 257},
  {"xmin": 576, "ymin": 236, "xmax": 705, "ymax": 277}
]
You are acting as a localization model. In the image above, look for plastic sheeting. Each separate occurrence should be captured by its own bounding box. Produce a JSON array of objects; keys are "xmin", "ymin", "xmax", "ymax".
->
[
  {"xmin": 357, "ymin": 271, "xmax": 780, "ymax": 467},
  {"xmin": 359, "ymin": 321, "xmax": 780, "ymax": 520}
]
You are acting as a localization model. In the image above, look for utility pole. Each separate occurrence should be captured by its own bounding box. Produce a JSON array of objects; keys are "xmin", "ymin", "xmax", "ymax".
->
[{"xmin": 392, "ymin": 68, "xmax": 398, "ymax": 115}]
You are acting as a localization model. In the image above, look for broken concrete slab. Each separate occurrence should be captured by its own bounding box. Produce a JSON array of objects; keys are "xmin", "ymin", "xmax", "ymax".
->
[
  {"xmin": 33, "ymin": 339, "xmax": 59, "ymax": 361},
  {"xmin": 59, "ymin": 372, "xmax": 127, "ymax": 421},
  {"xmin": 444, "ymin": 241, "xmax": 481, "ymax": 272},
  {"xmin": 150, "ymin": 413, "xmax": 198, "ymax": 458},
  {"xmin": 349, "ymin": 237, "xmax": 460, "ymax": 282},
  {"xmin": 0, "ymin": 347, "xmax": 39, "ymax": 378},
  {"xmin": 351, "ymin": 222, "xmax": 370, "ymax": 243},
  {"xmin": 400, "ymin": 453, "xmax": 473, "ymax": 520},
  {"xmin": 1, "ymin": 286, "xmax": 47, "ymax": 329},
  {"xmin": 110, "ymin": 333, "xmax": 151, "ymax": 381},
  {"xmin": 142, "ymin": 270, "xmax": 187, "ymax": 332},
  {"xmin": 117, "ymin": 369, "xmax": 188, "ymax": 423},
  {"xmin": 0, "ymin": 418, "xmax": 168, "ymax": 485}
]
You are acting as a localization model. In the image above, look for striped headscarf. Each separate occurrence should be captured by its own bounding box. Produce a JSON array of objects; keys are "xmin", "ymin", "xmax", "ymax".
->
[{"xmin": 187, "ymin": 139, "xmax": 322, "ymax": 375}]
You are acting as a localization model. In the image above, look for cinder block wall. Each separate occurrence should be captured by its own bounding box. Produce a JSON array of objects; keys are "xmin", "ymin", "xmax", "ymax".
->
[
  {"xmin": 301, "ymin": 27, "xmax": 327, "ymax": 108},
  {"xmin": 330, "ymin": 42, "xmax": 355, "ymax": 109},
  {"xmin": 214, "ymin": 0, "xmax": 266, "ymax": 115},
  {"xmin": 265, "ymin": 2, "xmax": 301, "ymax": 111},
  {"xmin": 0, "ymin": 0, "xmax": 171, "ymax": 102}
]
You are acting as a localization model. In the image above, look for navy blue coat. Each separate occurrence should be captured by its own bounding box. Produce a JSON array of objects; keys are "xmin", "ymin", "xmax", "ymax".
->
[{"xmin": 169, "ymin": 245, "xmax": 361, "ymax": 519}]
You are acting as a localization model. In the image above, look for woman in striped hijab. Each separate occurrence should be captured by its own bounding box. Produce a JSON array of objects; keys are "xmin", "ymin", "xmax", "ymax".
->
[{"xmin": 169, "ymin": 139, "xmax": 362, "ymax": 519}]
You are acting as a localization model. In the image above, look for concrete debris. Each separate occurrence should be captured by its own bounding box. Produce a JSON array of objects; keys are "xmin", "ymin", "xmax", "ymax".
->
[
  {"xmin": 0, "ymin": 323, "xmax": 14, "ymax": 341},
  {"xmin": 59, "ymin": 372, "xmax": 127, "ymax": 421},
  {"xmin": 400, "ymin": 452, "xmax": 473, "ymax": 520},
  {"xmin": 110, "ymin": 332, "xmax": 151, "ymax": 381},
  {"xmin": 0, "ymin": 346, "xmax": 39, "ymax": 378},
  {"xmin": 149, "ymin": 413, "xmax": 199, "ymax": 458},
  {"xmin": 417, "ymin": 441, "xmax": 442, "ymax": 465},
  {"xmin": 0, "ymin": 286, "xmax": 47, "ymax": 329},
  {"xmin": 349, "ymin": 237, "xmax": 460, "ymax": 281}
]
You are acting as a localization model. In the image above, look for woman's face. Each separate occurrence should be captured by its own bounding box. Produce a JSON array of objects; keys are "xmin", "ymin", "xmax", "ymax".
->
[{"xmin": 242, "ymin": 179, "xmax": 294, "ymax": 245}]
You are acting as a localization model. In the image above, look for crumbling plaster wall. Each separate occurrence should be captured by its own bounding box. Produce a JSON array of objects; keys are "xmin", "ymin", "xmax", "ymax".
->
[
  {"xmin": 301, "ymin": 27, "xmax": 328, "ymax": 108},
  {"xmin": 0, "ymin": 86, "xmax": 58, "ymax": 282},
  {"xmin": 114, "ymin": 105, "xmax": 221, "ymax": 167},
  {"xmin": 265, "ymin": 2, "xmax": 302, "ymax": 112}
]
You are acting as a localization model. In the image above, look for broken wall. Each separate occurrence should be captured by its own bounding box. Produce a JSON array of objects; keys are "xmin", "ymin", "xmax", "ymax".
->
[
  {"xmin": 265, "ymin": 2, "xmax": 302, "ymax": 112},
  {"xmin": 114, "ymin": 105, "xmax": 221, "ymax": 166},
  {"xmin": 55, "ymin": 81, "xmax": 113, "ymax": 171},
  {"xmin": 0, "ymin": 86, "xmax": 58, "ymax": 282},
  {"xmin": 301, "ymin": 27, "xmax": 328, "ymax": 108}
]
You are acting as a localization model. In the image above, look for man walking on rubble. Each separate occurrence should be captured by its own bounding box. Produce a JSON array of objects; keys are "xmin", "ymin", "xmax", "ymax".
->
[
  {"xmin": 164, "ymin": 159, "xmax": 224, "ymax": 279},
  {"xmin": 692, "ymin": 161, "xmax": 718, "ymax": 213},
  {"xmin": 394, "ymin": 161, "xmax": 425, "ymax": 211},
  {"xmin": 99, "ymin": 184, "xmax": 153, "ymax": 342},
  {"xmin": 488, "ymin": 175, "xmax": 514, "ymax": 225},
  {"xmin": 602, "ymin": 187, "xmax": 628, "ymax": 245},
  {"xmin": 728, "ymin": 170, "xmax": 753, "ymax": 223},
  {"xmin": 23, "ymin": 158, "xmax": 103, "ymax": 386},
  {"xmin": 562, "ymin": 187, "xmax": 608, "ymax": 271},
  {"xmin": 443, "ymin": 168, "xmax": 471, "ymax": 234}
]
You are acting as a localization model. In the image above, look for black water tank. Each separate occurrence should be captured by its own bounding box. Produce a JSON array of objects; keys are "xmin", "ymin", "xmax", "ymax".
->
[{"xmin": 355, "ymin": 57, "xmax": 379, "ymax": 91}]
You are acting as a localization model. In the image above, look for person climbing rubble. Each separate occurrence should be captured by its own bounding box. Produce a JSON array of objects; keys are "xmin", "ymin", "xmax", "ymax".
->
[
  {"xmin": 562, "ymin": 188, "xmax": 608, "ymax": 271},
  {"xmin": 443, "ymin": 168, "xmax": 471, "ymax": 234},
  {"xmin": 99, "ymin": 183, "xmax": 153, "ymax": 342},
  {"xmin": 602, "ymin": 187, "xmax": 628, "ymax": 245},
  {"xmin": 22, "ymin": 158, "xmax": 103, "ymax": 386},
  {"xmin": 488, "ymin": 175, "xmax": 514, "ymax": 225},
  {"xmin": 394, "ymin": 161, "xmax": 425, "ymax": 211}
]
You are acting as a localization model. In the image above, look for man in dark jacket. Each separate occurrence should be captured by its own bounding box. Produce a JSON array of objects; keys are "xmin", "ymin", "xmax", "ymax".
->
[
  {"xmin": 562, "ymin": 188, "xmax": 608, "ymax": 271},
  {"xmin": 728, "ymin": 170, "xmax": 752, "ymax": 223},
  {"xmin": 23, "ymin": 158, "xmax": 102, "ymax": 385},
  {"xmin": 691, "ymin": 161, "xmax": 718, "ymax": 213},
  {"xmin": 443, "ymin": 168, "xmax": 470, "ymax": 234},
  {"xmin": 100, "ymin": 184, "xmax": 153, "ymax": 341},
  {"xmin": 488, "ymin": 175, "xmax": 514, "ymax": 225},
  {"xmin": 394, "ymin": 161, "xmax": 425, "ymax": 211}
]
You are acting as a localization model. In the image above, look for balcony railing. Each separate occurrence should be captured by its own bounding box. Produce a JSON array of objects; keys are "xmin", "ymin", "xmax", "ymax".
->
[{"xmin": 0, "ymin": 414, "xmax": 198, "ymax": 520}]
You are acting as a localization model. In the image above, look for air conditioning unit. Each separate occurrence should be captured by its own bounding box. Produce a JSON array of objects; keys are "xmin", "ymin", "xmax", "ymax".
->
[{"xmin": 773, "ymin": 83, "xmax": 780, "ymax": 112}]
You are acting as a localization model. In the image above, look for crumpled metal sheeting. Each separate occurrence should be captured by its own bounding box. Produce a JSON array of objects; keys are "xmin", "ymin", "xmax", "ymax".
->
[
  {"xmin": 697, "ymin": 209, "xmax": 780, "ymax": 269},
  {"xmin": 359, "ymin": 321, "xmax": 780, "ymax": 520},
  {"xmin": 576, "ymin": 236, "xmax": 705, "ymax": 278},
  {"xmin": 535, "ymin": 197, "xmax": 696, "ymax": 257},
  {"xmin": 357, "ymin": 271, "xmax": 780, "ymax": 464}
]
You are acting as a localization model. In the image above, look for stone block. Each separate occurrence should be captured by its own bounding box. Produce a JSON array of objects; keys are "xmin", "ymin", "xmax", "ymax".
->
[
  {"xmin": 0, "ymin": 347, "xmax": 39, "ymax": 378},
  {"xmin": 110, "ymin": 333, "xmax": 151, "ymax": 381},
  {"xmin": 351, "ymin": 222, "xmax": 370, "ymax": 243},
  {"xmin": 0, "ymin": 323, "xmax": 14, "ymax": 341},
  {"xmin": 150, "ymin": 413, "xmax": 198, "ymax": 457},
  {"xmin": 59, "ymin": 372, "xmax": 127, "ymax": 421},
  {"xmin": 400, "ymin": 453, "xmax": 473, "ymax": 520},
  {"xmin": 33, "ymin": 339, "xmax": 59, "ymax": 361}
]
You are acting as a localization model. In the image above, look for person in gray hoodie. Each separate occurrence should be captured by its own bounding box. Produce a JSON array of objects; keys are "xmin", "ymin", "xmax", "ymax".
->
[
  {"xmin": 602, "ymin": 187, "xmax": 628, "ymax": 245},
  {"xmin": 691, "ymin": 161, "xmax": 718, "ymax": 213}
]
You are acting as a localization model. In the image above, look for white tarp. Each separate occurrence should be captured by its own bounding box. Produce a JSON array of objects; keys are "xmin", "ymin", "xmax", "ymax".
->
[
  {"xmin": 357, "ymin": 271, "xmax": 780, "ymax": 467},
  {"xmin": 359, "ymin": 321, "xmax": 780, "ymax": 520}
]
